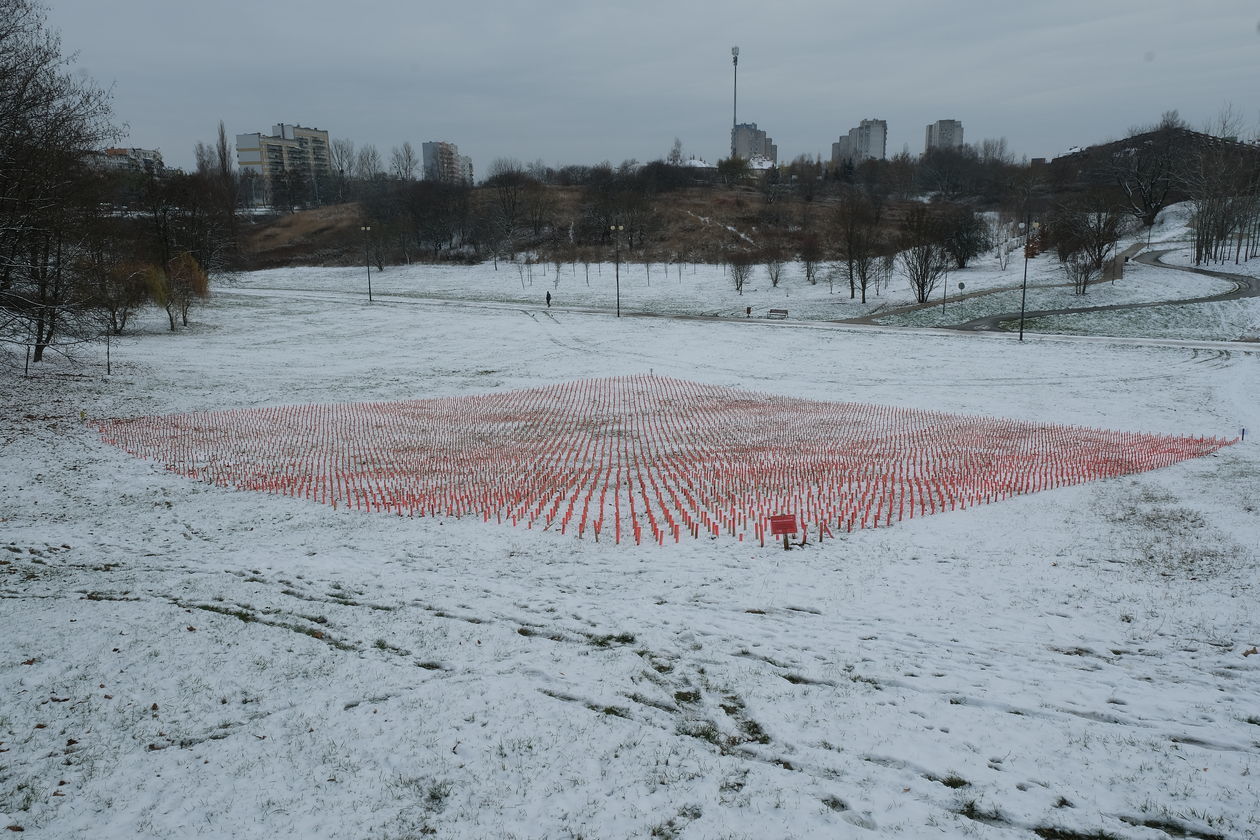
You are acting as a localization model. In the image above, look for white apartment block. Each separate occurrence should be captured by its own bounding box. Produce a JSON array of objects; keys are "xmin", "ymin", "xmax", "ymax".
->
[
  {"xmin": 832, "ymin": 119, "xmax": 887, "ymax": 166},
  {"xmin": 236, "ymin": 123, "xmax": 331, "ymax": 201},
  {"xmin": 925, "ymin": 119, "xmax": 964, "ymax": 152}
]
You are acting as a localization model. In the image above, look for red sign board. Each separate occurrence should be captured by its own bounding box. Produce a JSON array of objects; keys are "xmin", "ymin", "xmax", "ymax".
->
[{"xmin": 769, "ymin": 514, "xmax": 797, "ymax": 536}]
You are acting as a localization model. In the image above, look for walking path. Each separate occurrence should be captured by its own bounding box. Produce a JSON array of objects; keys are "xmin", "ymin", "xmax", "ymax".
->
[
  {"xmin": 219, "ymin": 245, "xmax": 1258, "ymax": 350},
  {"xmin": 946, "ymin": 248, "xmax": 1260, "ymax": 332},
  {"xmin": 835, "ymin": 243, "xmax": 1258, "ymax": 333}
]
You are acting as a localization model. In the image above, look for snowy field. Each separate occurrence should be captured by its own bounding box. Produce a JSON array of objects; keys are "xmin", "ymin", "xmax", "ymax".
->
[
  {"xmin": 2, "ymin": 249, "xmax": 1259, "ymax": 838},
  {"xmin": 232, "ymin": 246, "xmax": 1121, "ymax": 326},
  {"xmin": 874, "ymin": 258, "xmax": 1235, "ymax": 329},
  {"xmin": 229, "ymin": 215, "xmax": 1259, "ymax": 345}
]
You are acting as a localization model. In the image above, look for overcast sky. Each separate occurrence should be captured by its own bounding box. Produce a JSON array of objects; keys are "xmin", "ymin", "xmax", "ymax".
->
[{"xmin": 46, "ymin": 0, "xmax": 1260, "ymax": 175}]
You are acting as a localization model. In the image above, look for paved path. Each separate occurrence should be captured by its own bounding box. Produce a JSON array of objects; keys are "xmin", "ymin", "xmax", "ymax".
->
[
  {"xmin": 945, "ymin": 249, "xmax": 1260, "ymax": 332},
  {"xmin": 220, "ymin": 278, "xmax": 1257, "ymax": 357}
]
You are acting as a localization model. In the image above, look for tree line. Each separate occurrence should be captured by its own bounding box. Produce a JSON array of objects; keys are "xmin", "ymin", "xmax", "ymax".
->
[
  {"xmin": 342, "ymin": 117, "xmax": 1256, "ymax": 306},
  {"xmin": 1, "ymin": 0, "xmax": 236, "ymax": 367},
  {"xmin": 5, "ymin": 0, "xmax": 1258, "ymax": 368}
]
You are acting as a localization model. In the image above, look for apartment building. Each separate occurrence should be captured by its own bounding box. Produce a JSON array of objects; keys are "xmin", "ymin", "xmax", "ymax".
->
[
  {"xmin": 422, "ymin": 141, "xmax": 473, "ymax": 184},
  {"xmin": 732, "ymin": 123, "xmax": 777, "ymax": 163},
  {"xmin": 832, "ymin": 119, "xmax": 887, "ymax": 166},
  {"xmin": 236, "ymin": 123, "xmax": 331, "ymax": 201},
  {"xmin": 925, "ymin": 119, "xmax": 964, "ymax": 151},
  {"xmin": 90, "ymin": 147, "xmax": 166, "ymax": 176}
]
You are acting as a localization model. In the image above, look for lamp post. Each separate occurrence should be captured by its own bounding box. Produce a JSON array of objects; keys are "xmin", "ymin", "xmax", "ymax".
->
[
  {"xmin": 1018, "ymin": 215, "xmax": 1038, "ymax": 341},
  {"xmin": 730, "ymin": 46, "xmax": 739, "ymax": 158},
  {"xmin": 360, "ymin": 225, "xmax": 372, "ymax": 302},
  {"xmin": 610, "ymin": 224, "xmax": 624, "ymax": 317}
]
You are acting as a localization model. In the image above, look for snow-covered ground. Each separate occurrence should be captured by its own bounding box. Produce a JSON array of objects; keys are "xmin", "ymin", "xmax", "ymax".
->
[
  {"xmin": 875, "ymin": 258, "xmax": 1235, "ymax": 329},
  {"xmin": 1023, "ymin": 247, "xmax": 1260, "ymax": 342},
  {"xmin": 1024, "ymin": 298, "xmax": 1260, "ymax": 342},
  {"xmin": 230, "ymin": 205, "xmax": 1258, "ymax": 346},
  {"xmin": 2, "ymin": 248, "xmax": 1259, "ymax": 839},
  {"xmin": 234, "ymin": 220, "xmax": 1118, "ymax": 325}
]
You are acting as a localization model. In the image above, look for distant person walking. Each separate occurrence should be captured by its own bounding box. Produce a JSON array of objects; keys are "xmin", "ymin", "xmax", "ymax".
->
[{"xmin": 546, "ymin": 291, "xmax": 551, "ymax": 308}]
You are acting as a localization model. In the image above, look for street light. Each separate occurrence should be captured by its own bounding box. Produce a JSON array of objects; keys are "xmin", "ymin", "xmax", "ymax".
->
[
  {"xmin": 360, "ymin": 225, "xmax": 372, "ymax": 302},
  {"xmin": 1018, "ymin": 216, "xmax": 1039, "ymax": 341},
  {"xmin": 610, "ymin": 224, "xmax": 624, "ymax": 317}
]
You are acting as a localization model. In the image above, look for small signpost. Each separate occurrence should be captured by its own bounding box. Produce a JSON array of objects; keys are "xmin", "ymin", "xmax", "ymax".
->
[{"xmin": 769, "ymin": 514, "xmax": 798, "ymax": 550}]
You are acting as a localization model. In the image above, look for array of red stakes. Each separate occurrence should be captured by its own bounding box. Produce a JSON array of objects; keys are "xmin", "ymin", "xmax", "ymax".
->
[{"xmin": 96, "ymin": 374, "xmax": 1236, "ymax": 546}]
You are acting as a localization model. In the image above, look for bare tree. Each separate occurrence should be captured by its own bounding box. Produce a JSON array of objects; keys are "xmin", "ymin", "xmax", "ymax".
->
[
  {"xmin": 1181, "ymin": 142, "xmax": 1259, "ymax": 265},
  {"xmin": 76, "ymin": 213, "xmax": 148, "ymax": 334},
  {"xmin": 897, "ymin": 205, "xmax": 951, "ymax": 304},
  {"xmin": 390, "ymin": 141, "xmax": 418, "ymax": 181},
  {"xmin": 137, "ymin": 171, "xmax": 229, "ymax": 329},
  {"xmin": 667, "ymin": 137, "xmax": 684, "ymax": 166},
  {"xmin": 875, "ymin": 253, "xmax": 896, "ymax": 297},
  {"xmin": 763, "ymin": 248, "xmax": 785, "ymax": 287},
  {"xmin": 1057, "ymin": 247, "xmax": 1099, "ymax": 295},
  {"xmin": 885, "ymin": 150, "xmax": 917, "ymax": 200},
  {"xmin": 729, "ymin": 251, "xmax": 752, "ymax": 295},
  {"xmin": 526, "ymin": 159, "xmax": 553, "ymax": 183},
  {"xmin": 990, "ymin": 213, "xmax": 1018, "ymax": 271},
  {"xmin": 1099, "ymin": 111, "xmax": 1189, "ymax": 228},
  {"xmin": 330, "ymin": 137, "xmax": 355, "ymax": 173},
  {"xmin": 1049, "ymin": 192, "xmax": 1128, "ymax": 270},
  {"xmin": 1, "ymin": 0, "xmax": 116, "ymax": 361},
  {"xmin": 799, "ymin": 234, "xmax": 822, "ymax": 285},
  {"xmin": 917, "ymin": 146, "xmax": 982, "ymax": 200},
  {"xmin": 329, "ymin": 137, "xmax": 355, "ymax": 200},
  {"xmin": 401, "ymin": 180, "xmax": 471, "ymax": 258},
  {"xmin": 485, "ymin": 159, "xmax": 537, "ymax": 253},
  {"xmin": 524, "ymin": 179, "xmax": 554, "ymax": 237},
  {"xmin": 938, "ymin": 203, "xmax": 990, "ymax": 269},
  {"xmin": 193, "ymin": 120, "xmax": 240, "ymax": 241},
  {"xmin": 355, "ymin": 144, "xmax": 383, "ymax": 180},
  {"xmin": 147, "ymin": 251, "xmax": 209, "ymax": 329},
  {"xmin": 193, "ymin": 141, "xmax": 215, "ymax": 175},
  {"xmin": 1177, "ymin": 104, "xmax": 1260, "ymax": 265},
  {"xmin": 834, "ymin": 190, "xmax": 884, "ymax": 303},
  {"xmin": 976, "ymin": 137, "xmax": 1013, "ymax": 165}
]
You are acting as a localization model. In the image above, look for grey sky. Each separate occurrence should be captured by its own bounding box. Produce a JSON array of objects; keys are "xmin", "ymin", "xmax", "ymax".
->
[{"xmin": 47, "ymin": 0, "xmax": 1260, "ymax": 174}]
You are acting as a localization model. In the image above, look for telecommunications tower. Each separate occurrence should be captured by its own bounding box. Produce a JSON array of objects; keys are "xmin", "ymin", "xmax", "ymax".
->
[{"xmin": 730, "ymin": 46, "xmax": 739, "ymax": 158}]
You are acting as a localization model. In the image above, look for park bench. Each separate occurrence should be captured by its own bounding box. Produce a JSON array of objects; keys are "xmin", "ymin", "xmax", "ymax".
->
[{"xmin": 767, "ymin": 309, "xmax": 788, "ymax": 320}]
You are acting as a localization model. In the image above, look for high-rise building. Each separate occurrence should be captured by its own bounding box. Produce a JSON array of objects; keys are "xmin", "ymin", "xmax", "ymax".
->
[
  {"xmin": 831, "ymin": 119, "xmax": 887, "ymax": 166},
  {"xmin": 732, "ymin": 123, "xmax": 777, "ymax": 163},
  {"xmin": 236, "ymin": 123, "xmax": 331, "ymax": 202},
  {"xmin": 422, "ymin": 141, "xmax": 473, "ymax": 184},
  {"xmin": 925, "ymin": 119, "xmax": 964, "ymax": 152},
  {"xmin": 831, "ymin": 137, "xmax": 851, "ymax": 166}
]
